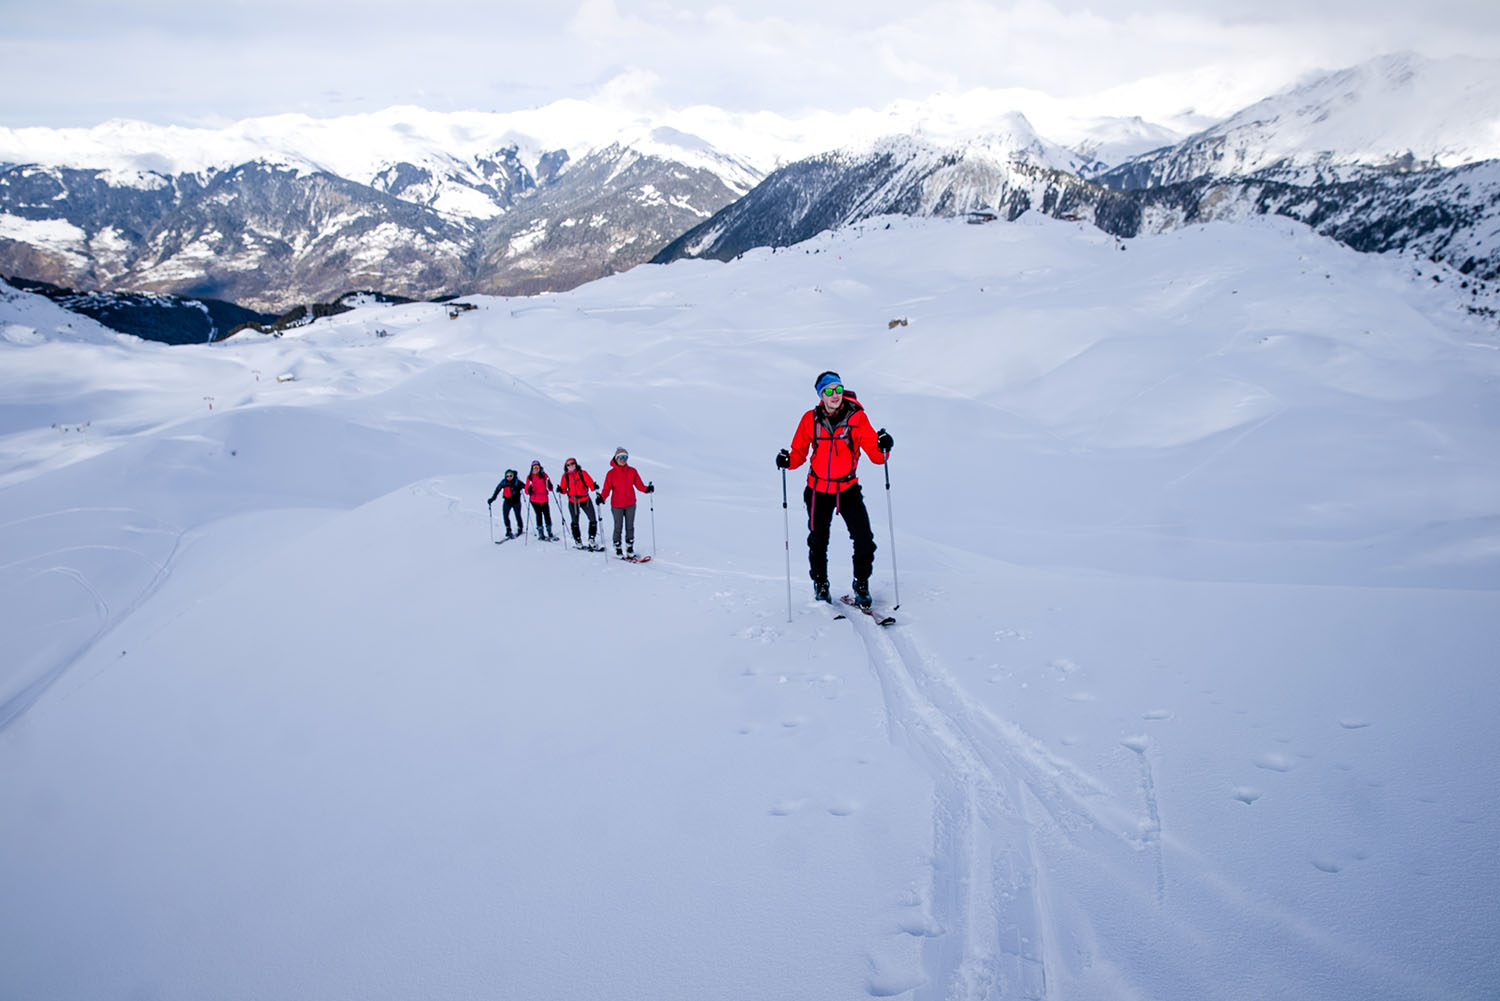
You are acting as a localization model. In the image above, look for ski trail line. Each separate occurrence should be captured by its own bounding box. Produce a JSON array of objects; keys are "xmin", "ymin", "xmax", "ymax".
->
[
  {"xmin": 846, "ymin": 615, "xmax": 1054, "ymax": 1001},
  {"xmin": 0, "ymin": 530, "xmax": 185, "ymax": 735}
]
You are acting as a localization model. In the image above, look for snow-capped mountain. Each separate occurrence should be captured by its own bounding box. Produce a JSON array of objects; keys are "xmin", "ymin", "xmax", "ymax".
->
[
  {"xmin": 0, "ymin": 137, "xmax": 757, "ymax": 311},
  {"xmin": 659, "ymin": 53, "xmax": 1500, "ymax": 286},
  {"xmin": 653, "ymin": 122, "xmax": 1102, "ymax": 263},
  {"xmin": 0, "ymin": 106, "xmax": 764, "ymax": 312},
  {"xmin": 1069, "ymin": 116, "xmax": 1186, "ymax": 178},
  {"xmin": 1100, "ymin": 52, "xmax": 1500, "ymax": 189},
  {"xmin": 4, "ymin": 51, "xmax": 1499, "ymax": 319}
]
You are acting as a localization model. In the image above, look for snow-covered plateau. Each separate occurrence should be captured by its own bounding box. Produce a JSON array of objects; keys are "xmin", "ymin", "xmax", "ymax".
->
[{"xmin": 1, "ymin": 213, "xmax": 1497, "ymax": 1001}]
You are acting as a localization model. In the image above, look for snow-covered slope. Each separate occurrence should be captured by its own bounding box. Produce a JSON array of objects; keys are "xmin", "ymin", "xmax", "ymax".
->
[
  {"xmin": 1104, "ymin": 52, "xmax": 1500, "ymax": 188},
  {"xmin": 1, "ymin": 276, "xmax": 125, "ymax": 346},
  {"xmin": 2, "ymin": 215, "xmax": 1498, "ymax": 1001}
]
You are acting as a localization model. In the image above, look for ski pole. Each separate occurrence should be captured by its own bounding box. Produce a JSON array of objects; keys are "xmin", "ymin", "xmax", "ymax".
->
[
  {"xmin": 488, "ymin": 502, "xmax": 494, "ymax": 543},
  {"xmin": 557, "ymin": 491, "xmax": 569, "ymax": 549},
  {"xmin": 648, "ymin": 482, "xmax": 656, "ymax": 556},
  {"xmin": 783, "ymin": 471, "xmax": 796, "ymax": 620},
  {"xmin": 523, "ymin": 495, "xmax": 530, "ymax": 546},
  {"xmin": 881, "ymin": 448, "xmax": 900, "ymax": 609}
]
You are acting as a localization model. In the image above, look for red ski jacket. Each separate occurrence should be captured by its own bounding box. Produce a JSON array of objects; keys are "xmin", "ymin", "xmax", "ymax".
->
[
  {"xmin": 600, "ymin": 463, "xmax": 647, "ymax": 508},
  {"xmin": 559, "ymin": 465, "xmax": 597, "ymax": 501},
  {"xmin": 787, "ymin": 392, "xmax": 886, "ymax": 493},
  {"xmin": 525, "ymin": 471, "xmax": 553, "ymax": 503}
]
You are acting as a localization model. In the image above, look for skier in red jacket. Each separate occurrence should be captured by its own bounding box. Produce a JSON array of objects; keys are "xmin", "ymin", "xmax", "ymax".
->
[
  {"xmin": 558, "ymin": 457, "xmax": 600, "ymax": 547},
  {"xmin": 776, "ymin": 371, "xmax": 893, "ymax": 606},
  {"xmin": 599, "ymin": 446, "xmax": 654, "ymax": 557},
  {"xmin": 524, "ymin": 460, "xmax": 556, "ymax": 540}
]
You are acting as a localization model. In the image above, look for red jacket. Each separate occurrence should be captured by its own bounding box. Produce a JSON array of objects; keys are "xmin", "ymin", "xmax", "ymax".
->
[
  {"xmin": 600, "ymin": 463, "xmax": 647, "ymax": 508},
  {"xmin": 787, "ymin": 392, "xmax": 886, "ymax": 492},
  {"xmin": 559, "ymin": 465, "xmax": 597, "ymax": 501},
  {"xmin": 524, "ymin": 470, "xmax": 552, "ymax": 503}
]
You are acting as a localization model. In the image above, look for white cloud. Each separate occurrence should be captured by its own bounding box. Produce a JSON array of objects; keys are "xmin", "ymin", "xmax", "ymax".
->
[{"xmin": 2, "ymin": 0, "xmax": 1498, "ymax": 131}]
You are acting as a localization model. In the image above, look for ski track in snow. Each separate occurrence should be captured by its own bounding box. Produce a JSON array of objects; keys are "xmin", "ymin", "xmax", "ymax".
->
[
  {"xmin": 841, "ymin": 611, "xmax": 1136, "ymax": 1000},
  {"xmin": 0, "ymin": 516, "xmax": 184, "ymax": 734},
  {"xmin": 829, "ymin": 602, "xmax": 1441, "ymax": 1001}
]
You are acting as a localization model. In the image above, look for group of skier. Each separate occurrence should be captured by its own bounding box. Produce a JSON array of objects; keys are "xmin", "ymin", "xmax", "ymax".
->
[
  {"xmin": 487, "ymin": 447, "xmax": 654, "ymax": 557},
  {"xmin": 486, "ymin": 370, "xmax": 894, "ymax": 609}
]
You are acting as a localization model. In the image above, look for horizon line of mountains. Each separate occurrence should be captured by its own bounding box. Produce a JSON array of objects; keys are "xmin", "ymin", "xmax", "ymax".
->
[{"xmin": 2, "ymin": 52, "xmax": 1498, "ymax": 344}]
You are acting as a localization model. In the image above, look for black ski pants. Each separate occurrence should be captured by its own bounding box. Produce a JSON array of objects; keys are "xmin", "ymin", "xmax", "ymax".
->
[
  {"xmin": 804, "ymin": 483, "xmax": 876, "ymax": 585},
  {"xmin": 531, "ymin": 499, "xmax": 552, "ymax": 532},
  {"xmin": 501, "ymin": 496, "xmax": 523, "ymax": 534},
  {"xmin": 568, "ymin": 498, "xmax": 598, "ymax": 540}
]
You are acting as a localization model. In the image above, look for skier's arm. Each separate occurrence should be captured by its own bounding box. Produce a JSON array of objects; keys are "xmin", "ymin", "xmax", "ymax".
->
[
  {"xmin": 852, "ymin": 414, "xmax": 887, "ymax": 464},
  {"xmin": 787, "ymin": 412, "xmax": 815, "ymax": 469}
]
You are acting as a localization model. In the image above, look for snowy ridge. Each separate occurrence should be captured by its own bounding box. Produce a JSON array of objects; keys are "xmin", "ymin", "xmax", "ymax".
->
[
  {"xmin": 1, "ymin": 276, "xmax": 123, "ymax": 346},
  {"xmin": 1106, "ymin": 52, "xmax": 1500, "ymax": 188},
  {"xmin": 653, "ymin": 132, "xmax": 1104, "ymax": 264}
]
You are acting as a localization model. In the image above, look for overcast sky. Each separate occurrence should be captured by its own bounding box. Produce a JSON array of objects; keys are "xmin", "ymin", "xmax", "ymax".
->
[{"xmin": 3, "ymin": 0, "xmax": 1499, "ymax": 130}]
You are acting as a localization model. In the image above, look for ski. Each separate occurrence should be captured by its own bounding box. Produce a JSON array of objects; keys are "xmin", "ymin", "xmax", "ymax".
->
[
  {"xmin": 618, "ymin": 555, "xmax": 652, "ymax": 563},
  {"xmin": 839, "ymin": 595, "xmax": 895, "ymax": 626},
  {"xmin": 573, "ymin": 544, "xmax": 607, "ymax": 552}
]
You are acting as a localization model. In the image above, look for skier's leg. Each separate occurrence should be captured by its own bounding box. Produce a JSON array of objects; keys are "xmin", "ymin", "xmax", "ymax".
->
[
  {"xmin": 803, "ymin": 487, "xmax": 835, "ymax": 584},
  {"xmin": 840, "ymin": 484, "xmax": 878, "ymax": 582},
  {"xmin": 583, "ymin": 499, "xmax": 598, "ymax": 540}
]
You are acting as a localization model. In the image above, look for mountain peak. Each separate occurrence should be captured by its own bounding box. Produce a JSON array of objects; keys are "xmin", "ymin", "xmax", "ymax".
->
[{"xmin": 1137, "ymin": 51, "xmax": 1500, "ymax": 185}]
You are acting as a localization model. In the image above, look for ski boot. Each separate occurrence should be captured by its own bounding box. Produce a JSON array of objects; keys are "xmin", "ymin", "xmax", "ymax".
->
[
  {"xmin": 852, "ymin": 578, "xmax": 872, "ymax": 609},
  {"xmin": 615, "ymin": 545, "xmax": 624, "ymax": 557},
  {"xmin": 813, "ymin": 580, "xmax": 831, "ymax": 603}
]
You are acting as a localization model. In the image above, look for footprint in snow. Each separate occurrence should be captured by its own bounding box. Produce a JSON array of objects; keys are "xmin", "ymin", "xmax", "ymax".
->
[
  {"xmin": 1253, "ymin": 752, "xmax": 1295, "ymax": 772},
  {"xmin": 1232, "ymin": 787, "xmax": 1262, "ymax": 805}
]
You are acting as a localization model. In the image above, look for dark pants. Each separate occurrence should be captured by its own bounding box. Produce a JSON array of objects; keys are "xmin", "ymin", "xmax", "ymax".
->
[
  {"xmin": 531, "ymin": 500, "xmax": 552, "ymax": 532},
  {"xmin": 804, "ymin": 484, "xmax": 876, "ymax": 584},
  {"xmin": 568, "ymin": 498, "xmax": 598, "ymax": 540},
  {"xmin": 501, "ymin": 497, "xmax": 523, "ymax": 533},
  {"xmin": 610, "ymin": 505, "xmax": 637, "ymax": 548}
]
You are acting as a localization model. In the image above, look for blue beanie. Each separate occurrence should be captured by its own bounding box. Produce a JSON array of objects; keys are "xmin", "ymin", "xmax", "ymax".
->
[{"xmin": 814, "ymin": 371, "xmax": 843, "ymax": 395}]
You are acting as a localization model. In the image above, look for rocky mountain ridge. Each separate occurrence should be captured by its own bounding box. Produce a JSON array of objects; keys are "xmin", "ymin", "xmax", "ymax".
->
[{"xmin": 0, "ymin": 132, "xmax": 758, "ymax": 312}]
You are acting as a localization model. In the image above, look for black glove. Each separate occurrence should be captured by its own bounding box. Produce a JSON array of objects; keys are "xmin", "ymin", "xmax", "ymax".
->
[
  {"xmin": 775, "ymin": 448, "xmax": 791, "ymax": 469},
  {"xmin": 645, "ymin": 483, "xmax": 655, "ymax": 493},
  {"xmin": 595, "ymin": 493, "xmax": 604, "ymax": 505},
  {"xmin": 487, "ymin": 499, "xmax": 493, "ymax": 508},
  {"xmin": 876, "ymin": 429, "xmax": 894, "ymax": 452}
]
